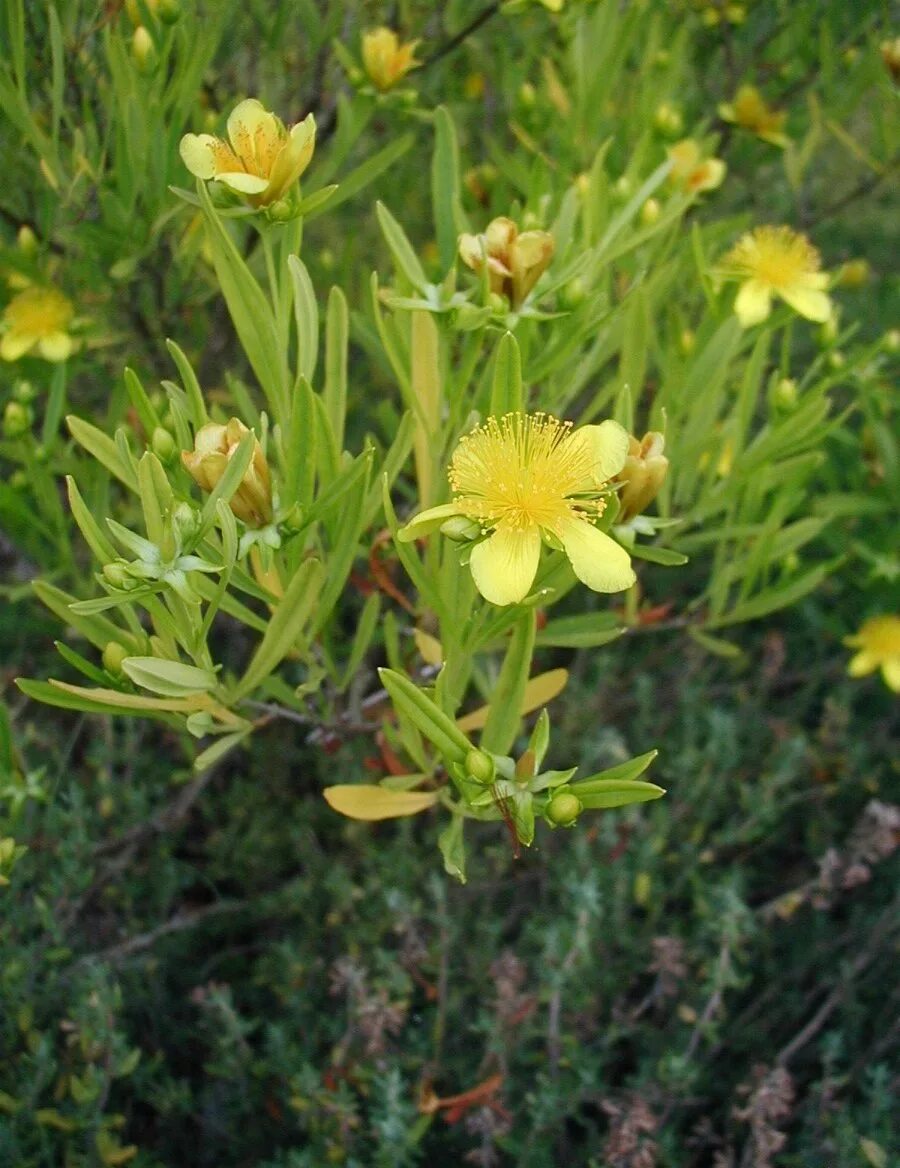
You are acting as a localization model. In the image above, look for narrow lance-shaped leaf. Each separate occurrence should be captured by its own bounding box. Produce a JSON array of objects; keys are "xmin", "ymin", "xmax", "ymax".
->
[
  {"xmin": 378, "ymin": 668, "xmax": 472, "ymax": 766},
  {"xmin": 323, "ymin": 785, "xmax": 439, "ymax": 821},
  {"xmin": 480, "ymin": 611, "xmax": 537, "ymax": 756},
  {"xmin": 489, "ymin": 332, "xmax": 523, "ymax": 417}
]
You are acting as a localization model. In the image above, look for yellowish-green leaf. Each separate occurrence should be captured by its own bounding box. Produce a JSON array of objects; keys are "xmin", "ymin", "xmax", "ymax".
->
[
  {"xmin": 323, "ymin": 784, "xmax": 439, "ymax": 821},
  {"xmin": 457, "ymin": 668, "xmax": 569, "ymax": 733}
]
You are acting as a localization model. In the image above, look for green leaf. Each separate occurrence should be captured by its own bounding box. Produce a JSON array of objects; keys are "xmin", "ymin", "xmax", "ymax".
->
[
  {"xmin": 534, "ymin": 612, "xmax": 624, "ymax": 649},
  {"xmin": 123, "ymin": 366, "xmax": 161, "ymax": 439},
  {"xmin": 288, "ymin": 254, "xmax": 319, "ymax": 383},
  {"xmin": 121, "ymin": 657, "xmax": 219, "ymax": 697},
  {"xmin": 574, "ymin": 749, "xmax": 658, "ymax": 791},
  {"xmin": 324, "ymin": 285, "xmax": 349, "ymax": 450},
  {"xmin": 628, "ymin": 543, "xmax": 689, "ymax": 566},
  {"xmin": 489, "ymin": 332, "xmax": 523, "ymax": 417},
  {"xmin": 438, "ymin": 814, "xmax": 467, "ymax": 882},
  {"xmin": 232, "ymin": 558, "xmax": 323, "ymax": 700},
  {"xmin": 311, "ymin": 133, "xmax": 413, "ymax": 218},
  {"xmin": 166, "ymin": 339, "xmax": 208, "ymax": 429},
  {"xmin": 480, "ymin": 611, "xmax": 536, "ymax": 756},
  {"xmin": 193, "ymin": 729, "xmax": 251, "ymax": 772},
  {"xmin": 323, "ymin": 784, "xmax": 439, "ymax": 821},
  {"xmin": 32, "ymin": 580, "xmax": 138, "ymax": 653},
  {"xmin": 686, "ymin": 627, "xmax": 743, "ymax": 659},
  {"xmin": 196, "ymin": 180, "xmax": 287, "ymax": 419},
  {"xmin": 66, "ymin": 477, "xmax": 116, "ymax": 563},
  {"xmin": 576, "ymin": 780, "xmax": 666, "ymax": 810},
  {"xmin": 378, "ymin": 668, "xmax": 472, "ymax": 766},
  {"xmin": 708, "ymin": 558, "xmax": 842, "ymax": 628},
  {"xmin": 376, "ymin": 201, "xmax": 427, "ymax": 291},
  {"xmin": 432, "ymin": 106, "xmax": 469, "ymax": 272},
  {"xmin": 66, "ymin": 417, "xmax": 138, "ymax": 491}
]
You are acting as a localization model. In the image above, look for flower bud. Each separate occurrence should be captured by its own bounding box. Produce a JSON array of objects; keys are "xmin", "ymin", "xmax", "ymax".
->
[
  {"xmin": 12, "ymin": 379, "xmax": 36, "ymax": 403},
  {"xmin": 639, "ymin": 198, "xmax": 661, "ymax": 225},
  {"xmin": 835, "ymin": 259, "xmax": 870, "ymax": 288},
  {"xmin": 16, "ymin": 226, "xmax": 37, "ymax": 256},
  {"xmin": 102, "ymin": 641, "xmax": 129, "ymax": 676},
  {"xmin": 881, "ymin": 37, "xmax": 900, "ymax": 83},
  {"xmin": 132, "ymin": 26, "xmax": 157, "ymax": 73},
  {"xmin": 181, "ymin": 418, "xmax": 273, "ymax": 528},
  {"xmin": 882, "ymin": 328, "xmax": 900, "ymax": 353},
  {"xmin": 518, "ymin": 82, "xmax": 537, "ymax": 107},
  {"xmin": 361, "ymin": 27, "xmax": 421, "ymax": 92},
  {"xmin": 612, "ymin": 175, "xmax": 633, "ymax": 202},
  {"xmin": 157, "ymin": 0, "xmax": 181, "ymax": 23},
  {"xmin": 770, "ymin": 377, "xmax": 798, "ymax": 411},
  {"xmin": 653, "ymin": 102, "xmax": 683, "ymax": 137},
  {"xmin": 3, "ymin": 400, "xmax": 32, "ymax": 438},
  {"xmin": 574, "ymin": 172, "xmax": 590, "ymax": 197},
  {"xmin": 679, "ymin": 328, "xmax": 695, "ymax": 355},
  {"xmin": 559, "ymin": 277, "xmax": 587, "ymax": 309},
  {"xmin": 546, "ymin": 790, "xmax": 582, "ymax": 827},
  {"xmin": 151, "ymin": 426, "xmax": 176, "ymax": 463},
  {"xmin": 465, "ymin": 748, "xmax": 495, "ymax": 786},
  {"xmin": 102, "ymin": 562, "xmax": 139, "ymax": 590},
  {"xmin": 615, "ymin": 432, "xmax": 669, "ymax": 522}
]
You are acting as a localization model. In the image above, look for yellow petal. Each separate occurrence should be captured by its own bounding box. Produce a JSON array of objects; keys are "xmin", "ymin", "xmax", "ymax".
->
[
  {"xmin": 578, "ymin": 419, "xmax": 630, "ymax": 482},
  {"xmin": 179, "ymin": 133, "xmax": 223, "ymax": 180},
  {"xmin": 469, "ymin": 524, "xmax": 541, "ymax": 606},
  {"xmin": 734, "ymin": 278, "xmax": 772, "ymax": 327},
  {"xmin": 558, "ymin": 519, "xmax": 635, "ymax": 593},
  {"xmin": 485, "ymin": 217, "xmax": 517, "ymax": 253},
  {"xmin": 36, "ymin": 331, "xmax": 74, "ymax": 361},
  {"xmin": 881, "ymin": 658, "xmax": 900, "ymax": 693},
  {"xmin": 323, "ymin": 784, "xmax": 438, "ymax": 821},
  {"xmin": 227, "ymin": 98, "xmax": 279, "ymax": 161},
  {"xmin": 777, "ymin": 285, "xmax": 833, "ymax": 322},
  {"xmin": 848, "ymin": 649, "xmax": 879, "ymax": 677},
  {"xmin": 414, "ymin": 628, "xmax": 444, "ymax": 667},
  {"xmin": 0, "ymin": 330, "xmax": 36, "ymax": 361},
  {"xmin": 217, "ymin": 171, "xmax": 270, "ymax": 194},
  {"xmin": 458, "ymin": 233, "xmax": 485, "ymax": 271}
]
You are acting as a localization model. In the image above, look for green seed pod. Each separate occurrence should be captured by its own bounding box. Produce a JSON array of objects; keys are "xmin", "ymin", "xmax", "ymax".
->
[
  {"xmin": 465, "ymin": 748, "xmax": 495, "ymax": 786},
  {"xmin": 546, "ymin": 790, "xmax": 582, "ymax": 828},
  {"xmin": 102, "ymin": 642, "xmax": 129, "ymax": 676},
  {"xmin": 151, "ymin": 427, "xmax": 176, "ymax": 463}
]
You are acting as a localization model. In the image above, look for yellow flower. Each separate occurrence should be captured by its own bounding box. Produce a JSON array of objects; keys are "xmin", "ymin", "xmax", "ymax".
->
[
  {"xmin": 1, "ymin": 286, "xmax": 75, "ymax": 362},
  {"xmin": 718, "ymin": 85, "xmax": 788, "ymax": 146},
  {"xmin": 181, "ymin": 418, "xmax": 273, "ymax": 528},
  {"xmin": 399, "ymin": 413, "xmax": 635, "ymax": 606},
  {"xmin": 667, "ymin": 139, "xmax": 726, "ymax": 195},
  {"xmin": 844, "ymin": 615, "xmax": 900, "ymax": 693},
  {"xmin": 720, "ymin": 226, "xmax": 832, "ymax": 328},
  {"xmin": 361, "ymin": 28, "xmax": 421, "ymax": 92},
  {"xmin": 615, "ymin": 432, "xmax": 669, "ymax": 522},
  {"xmin": 458, "ymin": 217, "xmax": 555, "ymax": 309},
  {"xmin": 179, "ymin": 99, "xmax": 315, "ymax": 207}
]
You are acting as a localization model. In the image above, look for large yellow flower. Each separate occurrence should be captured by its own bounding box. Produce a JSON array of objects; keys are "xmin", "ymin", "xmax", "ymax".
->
[
  {"xmin": 667, "ymin": 139, "xmax": 726, "ymax": 195},
  {"xmin": 720, "ymin": 226, "xmax": 832, "ymax": 328},
  {"xmin": 718, "ymin": 85, "xmax": 788, "ymax": 147},
  {"xmin": 458, "ymin": 218, "xmax": 555, "ymax": 309},
  {"xmin": 361, "ymin": 28, "xmax": 421, "ymax": 92},
  {"xmin": 844, "ymin": 615, "xmax": 900, "ymax": 693},
  {"xmin": 179, "ymin": 99, "xmax": 315, "ymax": 207},
  {"xmin": 399, "ymin": 413, "xmax": 635, "ymax": 606},
  {"xmin": 1, "ymin": 286, "xmax": 75, "ymax": 362}
]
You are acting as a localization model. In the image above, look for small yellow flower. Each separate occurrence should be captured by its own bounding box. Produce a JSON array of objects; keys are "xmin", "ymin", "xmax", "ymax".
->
[
  {"xmin": 181, "ymin": 418, "xmax": 273, "ymax": 528},
  {"xmin": 667, "ymin": 139, "xmax": 726, "ymax": 195},
  {"xmin": 720, "ymin": 226, "xmax": 832, "ymax": 328},
  {"xmin": 844, "ymin": 615, "xmax": 900, "ymax": 693},
  {"xmin": 1, "ymin": 286, "xmax": 75, "ymax": 362},
  {"xmin": 718, "ymin": 84, "xmax": 788, "ymax": 147},
  {"xmin": 399, "ymin": 413, "xmax": 635, "ymax": 606},
  {"xmin": 179, "ymin": 99, "xmax": 315, "ymax": 207},
  {"xmin": 615, "ymin": 432, "xmax": 669, "ymax": 522},
  {"xmin": 458, "ymin": 217, "xmax": 555, "ymax": 309},
  {"xmin": 361, "ymin": 28, "xmax": 421, "ymax": 92}
]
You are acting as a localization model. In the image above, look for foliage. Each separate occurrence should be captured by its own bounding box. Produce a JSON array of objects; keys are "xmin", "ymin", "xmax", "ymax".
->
[{"xmin": 0, "ymin": 0, "xmax": 897, "ymax": 1164}]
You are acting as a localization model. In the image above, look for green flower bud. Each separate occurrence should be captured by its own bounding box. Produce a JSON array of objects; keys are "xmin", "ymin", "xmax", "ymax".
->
[
  {"xmin": 882, "ymin": 328, "xmax": 900, "ymax": 353},
  {"xmin": 440, "ymin": 515, "xmax": 481, "ymax": 542},
  {"xmin": 16, "ymin": 225, "xmax": 38, "ymax": 256},
  {"xmin": 3, "ymin": 401, "xmax": 32, "ymax": 439},
  {"xmin": 9, "ymin": 469, "xmax": 27, "ymax": 490},
  {"xmin": 612, "ymin": 175, "xmax": 633, "ymax": 202},
  {"xmin": 487, "ymin": 292, "xmax": 507, "ymax": 315},
  {"xmin": 102, "ymin": 562, "xmax": 139, "ymax": 590},
  {"xmin": 546, "ymin": 790, "xmax": 582, "ymax": 827},
  {"xmin": 151, "ymin": 427, "xmax": 176, "ymax": 462},
  {"xmin": 158, "ymin": 0, "xmax": 181, "ymax": 23},
  {"xmin": 559, "ymin": 277, "xmax": 587, "ymax": 309},
  {"xmin": 132, "ymin": 26, "xmax": 157, "ymax": 73},
  {"xmin": 465, "ymin": 749, "xmax": 495, "ymax": 785},
  {"xmin": 639, "ymin": 198, "xmax": 661, "ymax": 226},
  {"xmin": 653, "ymin": 102, "xmax": 683, "ymax": 137},
  {"xmin": 771, "ymin": 377, "xmax": 798, "ymax": 411},
  {"xmin": 518, "ymin": 82, "xmax": 536, "ymax": 108},
  {"xmin": 12, "ymin": 379, "xmax": 36, "ymax": 403},
  {"xmin": 102, "ymin": 642, "xmax": 129, "ymax": 676}
]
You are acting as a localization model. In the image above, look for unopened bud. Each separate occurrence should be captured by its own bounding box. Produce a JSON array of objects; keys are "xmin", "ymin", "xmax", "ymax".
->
[
  {"xmin": 518, "ymin": 82, "xmax": 536, "ymax": 107},
  {"xmin": 16, "ymin": 226, "xmax": 37, "ymax": 256},
  {"xmin": 102, "ymin": 641, "xmax": 129, "ymax": 676},
  {"xmin": 151, "ymin": 426, "xmax": 176, "ymax": 462},
  {"xmin": 546, "ymin": 791, "xmax": 582, "ymax": 827},
  {"xmin": 882, "ymin": 328, "xmax": 900, "ymax": 353},
  {"xmin": 835, "ymin": 259, "xmax": 870, "ymax": 288},
  {"xmin": 679, "ymin": 328, "xmax": 695, "ymax": 355},
  {"xmin": 440, "ymin": 515, "xmax": 481, "ymax": 542},
  {"xmin": 465, "ymin": 749, "xmax": 495, "ymax": 785},
  {"xmin": 3, "ymin": 401, "xmax": 32, "ymax": 438},
  {"xmin": 574, "ymin": 172, "xmax": 590, "ymax": 197},
  {"xmin": 615, "ymin": 432, "xmax": 669, "ymax": 522},
  {"xmin": 157, "ymin": 0, "xmax": 181, "ymax": 23},
  {"xmin": 487, "ymin": 292, "xmax": 507, "ymax": 315},
  {"xmin": 653, "ymin": 102, "xmax": 683, "ymax": 137},
  {"xmin": 818, "ymin": 314, "xmax": 839, "ymax": 346},
  {"xmin": 181, "ymin": 418, "xmax": 273, "ymax": 528},
  {"xmin": 771, "ymin": 377, "xmax": 798, "ymax": 411},
  {"xmin": 132, "ymin": 26, "xmax": 156, "ymax": 73},
  {"xmin": 560, "ymin": 277, "xmax": 587, "ymax": 309},
  {"xmin": 827, "ymin": 350, "xmax": 845, "ymax": 370},
  {"xmin": 612, "ymin": 175, "xmax": 633, "ymax": 202},
  {"xmin": 640, "ymin": 198, "xmax": 661, "ymax": 225},
  {"xmin": 102, "ymin": 562, "xmax": 139, "ymax": 590},
  {"xmin": 12, "ymin": 379, "xmax": 36, "ymax": 403}
]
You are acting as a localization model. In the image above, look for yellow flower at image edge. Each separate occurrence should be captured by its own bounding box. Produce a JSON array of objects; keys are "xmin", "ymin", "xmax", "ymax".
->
[
  {"xmin": 362, "ymin": 27, "xmax": 421, "ymax": 92},
  {"xmin": 721, "ymin": 226, "xmax": 832, "ymax": 328},
  {"xmin": 179, "ymin": 99, "xmax": 315, "ymax": 207},
  {"xmin": 399, "ymin": 413, "xmax": 635, "ymax": 606},
  {"xmin": 1, "ymin": 286, "xmax": 75, "ymax": 362},
  {"xmin": 181, "ymin": 418, "xmax": 273, "ymax": 528},
  {"xmin": 845, "ymin": 616, "xmax": 900, "ymax": 694}
]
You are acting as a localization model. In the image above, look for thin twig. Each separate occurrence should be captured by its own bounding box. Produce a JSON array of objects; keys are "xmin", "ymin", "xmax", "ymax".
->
[{"xmin": 77, "ymin": 899, "xmax": 247, "ymax": 967}]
